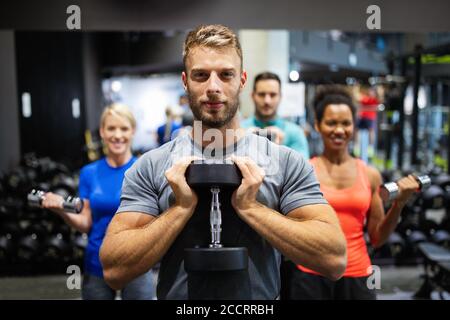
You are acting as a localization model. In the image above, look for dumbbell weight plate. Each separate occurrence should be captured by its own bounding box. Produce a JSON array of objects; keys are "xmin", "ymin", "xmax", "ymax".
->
[
  {"xmin": 17, "ymin": 234, "xmax": 41, "ymax": 261},
  {"xmin": 42, "ymin": 233, "xmax": 71, "ymax": 262},
  {"xmin": 27, "ymin": 190, "xmax": 45, "ymax": 208},
  {"xmin": 0, "ymin": 235, "xmax": 14, "ymax": 262},
  {"xmin": 63, "ymin": 196, "xmax": 84, "ymax": 213},
  {"xmin": 407, "ymin": 230, "xmax": 427, "ymax": 245},
  {"xmin": 380, "ymin": 182, "xmax": 399, "ymax": 202},
  {"xmin": 416, "ymin": 175, "xmax": 431, "ymax": 189},
  {"xmin": 387, "ymin": 232, "xmax": 405, "ymax": 257}
]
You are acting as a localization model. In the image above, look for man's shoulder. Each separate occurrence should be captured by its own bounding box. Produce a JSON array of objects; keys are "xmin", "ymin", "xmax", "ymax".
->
[
  {"xmin": 141, "ymin": 139, "xmax": 176, "ymax": 159},
  {"xmin": 281, "ymin": 120, "xmax": 306, "ymax": 141},
  {"xmin": 241, "ymin": 116, "xmax": 255, "ymax": 128},
  {"xmin": 137, "ymin": 135, "xmax": 187, "ymax": 167},
  {"xmin": 281, "ymin": 119, "xmax": 302, "ymax": 131},
  {"xmin": 247, "ymin": 131, "xmax": 291, "ymax": 149},
  {"xmin": 245, "ymin": 132, "xmax": 294, "ymax": 169}
]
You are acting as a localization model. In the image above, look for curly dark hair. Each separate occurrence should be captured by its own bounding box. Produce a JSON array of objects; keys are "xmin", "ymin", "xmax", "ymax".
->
[{"xmin": 313, "ymin": 85, "xmax": 356, "ymax": 123}]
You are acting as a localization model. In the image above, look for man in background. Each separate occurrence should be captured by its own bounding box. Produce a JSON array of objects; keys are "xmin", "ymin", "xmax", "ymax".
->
[{"xmin": 242, "ymin": 72, "xmax": 310, "ymax": 159}]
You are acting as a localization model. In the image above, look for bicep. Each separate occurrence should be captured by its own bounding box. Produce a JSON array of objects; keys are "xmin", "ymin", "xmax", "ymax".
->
[
  {"xmin": 107, "ymin": 211, "xmax": 156, "ymax": 235},
  {"xmin": 280, "ymin": 151, "xmax": 326, "ymax": 214},
  {"xmin": 79, "ymin": 199, "xmax": 92, "ymax": 225},
  {"xmin": 365, "ymin": 167, "xmax": 385, "ymax": 238},
  {"xmin": 287, "ymin": 204, "xmax": 340, "ymax": 226},
  {"xmin": 119, "ymin": 157, "xmax": 160, "ymax": 215},
  {"xmin": 366, "ymin": 194, "xmax": 385, "ymax": 238}
]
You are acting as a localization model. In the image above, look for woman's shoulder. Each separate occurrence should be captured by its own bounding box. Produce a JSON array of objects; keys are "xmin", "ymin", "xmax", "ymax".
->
[
  {"xmin": 128, "ymin": 156, "xmax": 138, "ymax": 166},
  {"xmin": 308, "ymin": 156, "xmax": 318, "ymax": 164},
  {"xmin": 80, "ymin": 158, "xmax": 106, "ymax": 174},
  {"xmin": 360, "ymin": 161, "xmax": 380, "ymax": 178},
  {"xmin": 358, "ymin": 160, "xmax": 382, "ymax": 190}
]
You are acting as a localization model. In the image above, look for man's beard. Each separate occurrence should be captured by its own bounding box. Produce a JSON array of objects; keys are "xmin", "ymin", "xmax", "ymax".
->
[
  {"xmin": 188, "ymin": 93, "xmax": 239, "ymax": 129},
  {"xmin": 255, "ymin": 104, "xmax": 276, "ymax": 122}
]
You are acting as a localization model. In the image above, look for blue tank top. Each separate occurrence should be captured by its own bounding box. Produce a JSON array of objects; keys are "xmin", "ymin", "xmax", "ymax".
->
[{"xmin": 78, "ymin": 156, "xmax": 136, "ymax": 277}]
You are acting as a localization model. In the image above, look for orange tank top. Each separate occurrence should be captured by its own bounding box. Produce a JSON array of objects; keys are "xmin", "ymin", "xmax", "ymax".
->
[{"xmin": 297, "ymin": 157, "xmax": 373, "ymax": 277}]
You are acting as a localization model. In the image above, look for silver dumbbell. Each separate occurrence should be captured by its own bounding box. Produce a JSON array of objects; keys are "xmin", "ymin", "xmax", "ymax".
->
[
  {"xmin": 27, "ymin": 189, "xmax": 84, "ymax": 213},
  {"xmin": 379, "ymin": 175, "xmax": 431, "ymax": 202}
]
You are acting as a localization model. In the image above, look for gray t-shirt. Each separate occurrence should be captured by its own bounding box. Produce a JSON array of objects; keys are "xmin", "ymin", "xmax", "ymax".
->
[{"xmin": 117, "ymin": 131, "xmax": 327, "ymax": 299}]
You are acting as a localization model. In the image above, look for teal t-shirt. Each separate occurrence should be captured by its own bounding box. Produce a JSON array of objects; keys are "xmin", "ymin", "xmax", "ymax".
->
[{"xmin": 241, "ymin": 116, "xmax": 310, "ymax": 159}]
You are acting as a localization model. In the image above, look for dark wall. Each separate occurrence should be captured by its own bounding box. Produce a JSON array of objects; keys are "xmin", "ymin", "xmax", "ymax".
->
[
  {"xmin": 82, "ymin": 33, "xmax": 103, "ymax": 133},
  {"xmin": 0, "ymin": 30, "xmax": 190, "ymax": 172},
  {"xmin": 15, "ymin": 32, "xmax": 86, "ymax": 168},
  {"xmin": 99, "ymin": 32, "xmax": 184, "ymax": 68},
  {"xmin": 0, "ymin": 31, "xmax": 20, "ymax": 174},
  {"xmin": 0, "ymin": 0, "xmax": 449, "ymax": 32}
]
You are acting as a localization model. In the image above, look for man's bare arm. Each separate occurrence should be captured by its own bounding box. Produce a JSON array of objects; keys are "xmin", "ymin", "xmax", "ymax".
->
[
  {"xmin": 237, "ymin": 203, "xmax": 347, "ymax": 281},
  {"xmin": 100, "ymin": 156, "xmax": 199, "ymax": 290},
  {"xmin": 231, "ymin": 156, "xmax": 346, "ymax": 281},
  {"xmin": 100, "ymin": 206, "xmax": 194, "ymax": 290}
]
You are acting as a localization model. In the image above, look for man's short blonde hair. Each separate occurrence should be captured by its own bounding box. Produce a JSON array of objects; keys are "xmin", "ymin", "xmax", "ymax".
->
[
  {"xmin": 183, "ymin": 24, "xmax": 243, "ymax": 70},
  {"xmin": 100, "ymin": 103, "xmax": 136, "ymax": 129}
]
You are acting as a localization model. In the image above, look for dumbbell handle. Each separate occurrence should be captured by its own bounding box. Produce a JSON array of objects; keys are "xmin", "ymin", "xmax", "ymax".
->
[
  {"xmin": 253, "ymin": 128, "xmax": 277, "ymax": 142},
  {"xmin": 379, "ymin": 175, "xmax": 431, "ymax": 202},
  {"xmin": 27, "ymin": 189, "xmax": 84, "ymax": 213}
]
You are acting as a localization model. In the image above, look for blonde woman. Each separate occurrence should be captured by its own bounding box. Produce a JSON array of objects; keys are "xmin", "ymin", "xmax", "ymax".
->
[{"xmin": 41, "ymin": 104, "xmax": 155, "ymax": 300}]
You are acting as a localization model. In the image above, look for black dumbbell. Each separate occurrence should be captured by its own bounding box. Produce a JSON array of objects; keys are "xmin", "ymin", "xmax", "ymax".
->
[
  {"xmin": 17, "ymin": 235, "xmax": 40, "ymax": 263},
  {"xmin": 17, "ymin": 234, "xmax": 41, "ymax": 262},
  {"xmin": 27, "ymin": 189, "xmax": 83, "ymax": 213},
  {"xmin": 421, "ymin": 185, "xmax": 446, "ymax": 210},
  {"xmin": 379, "ymin": 175, "xmax": 431, "ymax": 202},
  {"xmin": 42, "ymin": 233, "xmax": 72, "ymax": 263},
  {"xmin": 52, "ymin": 174, "xmax": 78, "ymax": 195},
  {"xmin": 0, "ymin": 222, "xmax": 20, "ymax": 264},
  {"xmin": 432, "ymin": 230, "xmax": 450, "ymax": 248},
  {"xmin": 0, "ymin": 234, "xmax": 14, "ymax": 263},
  {"xmin": 433, "ymin": 173, "xmax": 450, "ymax": 189},
  {"xmin": 0, "ymin": 204, "xmax": 11, "ymax": 220},
  {"xmin": 370, "ymin": 232, "xmax": 405, "ymax": 261},
  {"xmin": 406, "ymin": 229, "xmax": 427, "ymax": 246},
  {"xmin": 387, "ymin": 232, "xmax": 405, "ymax": 258},
  {"xmin": 16, "ymin": 223, "xmax": 47, "ymax": 263}
]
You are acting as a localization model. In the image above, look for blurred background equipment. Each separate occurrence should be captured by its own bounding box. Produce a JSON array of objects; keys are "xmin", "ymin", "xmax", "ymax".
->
[{"xmin": 0, "ymin": 154, "xmax": 87, "ymax": 276}]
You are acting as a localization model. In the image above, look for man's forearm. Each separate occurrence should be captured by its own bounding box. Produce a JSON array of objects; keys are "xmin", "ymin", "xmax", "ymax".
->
[
  {"xmin": 236, "ymin": 203, "xmax": 346, "ymax": 280},
  {"xmin": 100, "ymin": 205, "xmax": 194, "ymax": 289}
]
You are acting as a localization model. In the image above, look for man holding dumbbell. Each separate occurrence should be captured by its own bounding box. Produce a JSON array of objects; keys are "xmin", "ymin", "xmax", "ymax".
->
[
  {"xmin": 285, "ymin": 85, "xmax": 421, "ymax": 300},
  {"xmin": 100, "ymin": 24, "xmax": 347, "ymax": 300}
]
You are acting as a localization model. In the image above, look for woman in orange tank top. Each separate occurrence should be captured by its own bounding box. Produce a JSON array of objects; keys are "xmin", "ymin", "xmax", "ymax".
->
[{"xmin": 285, "ymin": 85, "xmax": 420, "ymax": 300}]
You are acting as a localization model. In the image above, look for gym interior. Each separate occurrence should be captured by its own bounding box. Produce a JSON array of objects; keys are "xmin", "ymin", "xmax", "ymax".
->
[{"xmin": 0, "ymin": 1, "xmax": 449, "ymax": 301}]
